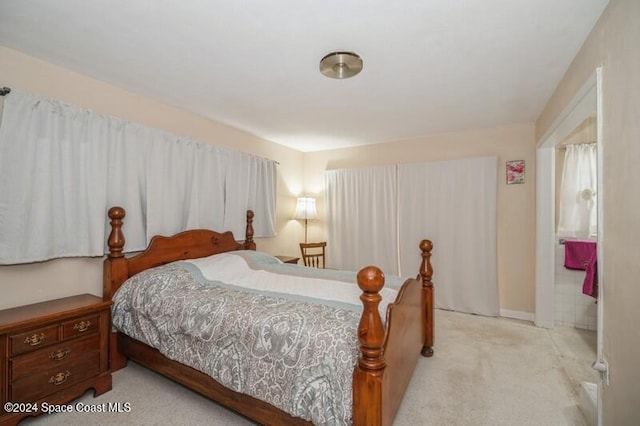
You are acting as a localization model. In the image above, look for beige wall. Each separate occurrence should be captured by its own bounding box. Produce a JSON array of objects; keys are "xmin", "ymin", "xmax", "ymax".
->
[
  {"xmin": 536, "ymin": 0, "xmax": 640, "ymax": 423},
  {"xmin": 0, "ymin": 46, "xmax": 305, "ymax": 310},
  {"xmin": 303, "ymin": 123, "xmax": 536, "ymax": 314}
]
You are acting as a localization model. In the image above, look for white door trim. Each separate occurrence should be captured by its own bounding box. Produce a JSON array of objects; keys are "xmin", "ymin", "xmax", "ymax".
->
[
  {"xmin": 535, "ymin": 67, "xmax": 604, "ymax": 425},
  {"xmin": 535, "ymin": 71, "xmax": 598, "ymax": 328}
]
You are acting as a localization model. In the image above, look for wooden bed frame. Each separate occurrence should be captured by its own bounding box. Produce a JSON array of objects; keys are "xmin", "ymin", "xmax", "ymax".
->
[{"xmin": 103, "ymin": 206, "xmax": 434, "ymax": 425}]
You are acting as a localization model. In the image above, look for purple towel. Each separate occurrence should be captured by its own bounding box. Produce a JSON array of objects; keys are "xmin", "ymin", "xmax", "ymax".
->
[
  {"xmin": 582, "ymin": 250, "xmax": 598, "ymax": 299},
  {"xmin": 564, "ymin": 240, "xmax": 597, "ymax": 270}
]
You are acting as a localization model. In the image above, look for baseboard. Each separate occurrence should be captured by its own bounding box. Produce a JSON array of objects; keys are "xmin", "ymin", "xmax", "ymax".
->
[
  {"xmin": 500, "ymin": 309, "xmax": 534, "ymax": 322},
  {"xmin": 579, "ymin": 381, "xmax": 598, "ymax": 426}
]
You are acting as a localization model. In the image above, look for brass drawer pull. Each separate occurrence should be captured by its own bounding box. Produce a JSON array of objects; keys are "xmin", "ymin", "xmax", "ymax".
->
[
  {"xmin": 24, "ymin": 332, "xmax": 45, "ymax": 346},
  {"xmin": 49, "ymin": 348, "xmax": 71, "ymax": 361},
  {"xmin": 73, "ymin": 320, "xmax": 91, "ymax": 332},
  {"xmin": 49, "ymin": 371, "xmax": 71, "ymax": 386}
]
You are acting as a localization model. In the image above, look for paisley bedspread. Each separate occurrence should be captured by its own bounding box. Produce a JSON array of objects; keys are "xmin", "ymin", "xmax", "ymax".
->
[{"xmin": 111, "ymin": 251, "xmax": 404, "ymax": 425}]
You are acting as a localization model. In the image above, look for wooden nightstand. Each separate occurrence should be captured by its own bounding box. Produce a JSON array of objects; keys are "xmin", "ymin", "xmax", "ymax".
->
[
  {"xmin": 275, "ymin": 255, "xmax": 300, "ymax": 265},
  {"xmin": 0, "ymin": 294, "xmax": 112, "ymax": 425}
]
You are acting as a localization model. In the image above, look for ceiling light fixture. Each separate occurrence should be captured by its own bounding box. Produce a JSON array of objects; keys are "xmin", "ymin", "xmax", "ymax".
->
[{"xmin": 319, "ymin": 51, "xmax": 363, "ymax": 79}]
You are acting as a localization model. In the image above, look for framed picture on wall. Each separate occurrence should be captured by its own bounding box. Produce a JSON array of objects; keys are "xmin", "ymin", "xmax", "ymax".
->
[{"xmin": 506, "ymin": 160, "xmax": 525, "ymax": 184}]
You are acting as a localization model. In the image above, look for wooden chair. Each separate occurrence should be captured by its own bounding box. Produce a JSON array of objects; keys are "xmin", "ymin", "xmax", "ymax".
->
[{"xmin": 299, "ymin": 242, "xmax": 326, "ymax": 268}]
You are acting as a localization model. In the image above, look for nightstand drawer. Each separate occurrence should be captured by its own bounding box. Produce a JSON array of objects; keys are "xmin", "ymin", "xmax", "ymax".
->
[
  {"xmin": 11, "ymin": 353, "xmax": 101, "ymax": 402},
  {"xmin": 62, "ymin": 314, "xmax": 99, "ymax": 339},
  {"xmin": 10, "ymin": 324, "xmax": 59, "ymax": 356},
  {"xmin": 11, "ymin": 334, "xmax": 100, "ymax": 381}
]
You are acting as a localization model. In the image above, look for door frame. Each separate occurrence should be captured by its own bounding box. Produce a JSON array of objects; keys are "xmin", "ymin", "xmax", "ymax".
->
[
  {"xmin": 535, "ymin": 68, "xmax": 605, "ymax": 424},
  {"xmin": 535, "ymin": 68, "xmax": 601, "ymax": 328}
]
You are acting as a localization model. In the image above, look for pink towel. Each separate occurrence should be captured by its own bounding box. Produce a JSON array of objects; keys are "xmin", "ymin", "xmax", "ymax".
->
[
  {"xmin": 564, "ymin": 240, "xmax": 597, "ymax": 270},
  {"xmin": 582, "ymin": 250, "xmax": 598, "ymax": 299}
]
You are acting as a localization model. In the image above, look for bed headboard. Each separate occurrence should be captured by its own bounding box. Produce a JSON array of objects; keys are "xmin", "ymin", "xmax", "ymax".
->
[{"xmin": 103, "ymin": 206, "xmax": 256, "ymax": 301}]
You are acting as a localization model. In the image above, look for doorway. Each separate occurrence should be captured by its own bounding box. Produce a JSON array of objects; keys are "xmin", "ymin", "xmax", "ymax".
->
[{"xmin": 535, "ymin": 68, "xmax": 604, "ymax": 425}]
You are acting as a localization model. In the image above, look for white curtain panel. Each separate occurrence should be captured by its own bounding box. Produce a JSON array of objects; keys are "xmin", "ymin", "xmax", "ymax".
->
[
  {"xmin": 0, "ymin": 91, "xmax": 276, "ymax": 264},
  {"xmin": 104, "ymin": 119, "xmax": 150, "ymax": 252},
  {"xmin": 0, "ymin": 92, "xmax": 110, "ymax": 263},
  {"xmin": 146, "ymin": 135, "xmax": 226, "ymax": 240},
  {"xmin": 398, "ymin": 157, "xmax": 499, "ymax": 316},
  {"xmin": 223, "ymin": 150, "xmax": 277, "ymax": 238},
  {"xmin": 557, "ymin": 143, "xmax": 598, "ymax": 238},
  {"xmin": 324, "ymin": 166, "xmax": 398, "ymax": 274}
]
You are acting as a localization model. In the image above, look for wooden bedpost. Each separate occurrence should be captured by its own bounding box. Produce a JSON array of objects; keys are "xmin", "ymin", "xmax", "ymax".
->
[
  {"xmin": 103, "ymin": 206, "xmax": 127, "ymax": 301},
  {"xmin": 419, "ymin": 239, "xmax": 435, "ymax": 357},
  {"xmin": 353, "ymin": 266, "xmax": 386, "ymax": 425},
  {"xmin": 244, "ymin": 210, "xmax": 256, "ymax": 250},
  {"xmin": 103, "ymin": 206, "xmax": 129, "ymax": 371}
]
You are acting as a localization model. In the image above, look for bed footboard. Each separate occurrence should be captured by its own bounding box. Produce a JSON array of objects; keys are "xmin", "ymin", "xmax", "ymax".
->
[{"xmin": 352, "ymin": 240, "xmax": 434, "ymax": 425}]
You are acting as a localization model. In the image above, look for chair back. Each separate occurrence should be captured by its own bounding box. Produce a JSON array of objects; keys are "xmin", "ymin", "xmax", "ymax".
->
[{"xmin": 299, "ymin": 242, "xmax": 326, "ymax": 268}]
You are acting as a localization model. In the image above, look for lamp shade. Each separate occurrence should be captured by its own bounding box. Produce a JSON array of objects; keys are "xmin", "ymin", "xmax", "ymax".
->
[{"xmin": 293, "ymin": 197, "xmax": 318, "ymax": 220}]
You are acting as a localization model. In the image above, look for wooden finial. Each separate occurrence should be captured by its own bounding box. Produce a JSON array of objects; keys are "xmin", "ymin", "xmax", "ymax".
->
[
  {"xmin": 419, "ymin": 239, "xmax": 433, "ymax": 283},
  {"xmin": 107, "ymin": 206, "xmax": 126, "ymax": 258},
  {"xmin": 356, "ymin": 266, "xmax": 386, "ymax": 371},
  {"xmin": 244, "ymin": 210, "xmax": 256, "ymax": 250}
]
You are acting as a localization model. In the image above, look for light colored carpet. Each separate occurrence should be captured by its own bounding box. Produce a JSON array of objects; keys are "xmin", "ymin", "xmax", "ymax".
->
[{"xmin": 22, "ymin": 309, "xmax": 594, "ymax": 425}]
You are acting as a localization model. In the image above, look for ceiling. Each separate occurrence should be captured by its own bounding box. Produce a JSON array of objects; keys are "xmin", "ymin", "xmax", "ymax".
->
[{"xmin": 0, "ymin": 1, "xmax": 608, "ymax": 152}]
